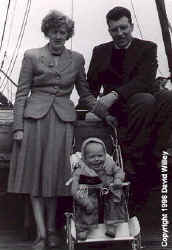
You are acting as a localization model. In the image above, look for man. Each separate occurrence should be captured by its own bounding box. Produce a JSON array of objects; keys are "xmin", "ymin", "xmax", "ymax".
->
[{"xmin": 78, "ymin": 6, "xmax": 172, "ymax": 214}]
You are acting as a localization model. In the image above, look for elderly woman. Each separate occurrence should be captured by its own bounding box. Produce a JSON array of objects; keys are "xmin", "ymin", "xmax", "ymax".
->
[{"xmin": 8, "ymin": 10, "xmax": 96, "ymax": 249}]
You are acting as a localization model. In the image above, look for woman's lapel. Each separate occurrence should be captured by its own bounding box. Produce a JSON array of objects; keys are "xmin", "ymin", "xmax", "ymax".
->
[
  {"xmin": 57, "ymin": 48, "xmax": 72, "ymax": 73},
  {"xmin": 39, "ymin": 44, "xmax": 72, "ymax": 73}
]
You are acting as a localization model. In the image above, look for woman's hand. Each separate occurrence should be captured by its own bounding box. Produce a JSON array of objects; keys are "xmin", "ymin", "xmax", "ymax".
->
[
  {"xmin": 13, "ymin": 130, "xmax": 24, "ymax": 141},
  {"xmin": 85, "ymin": 112, "xmax": 102, "ymax": 121},
  {"xmin": 111, "ymin": 179, "xmax": 123, "ymax": 189}
]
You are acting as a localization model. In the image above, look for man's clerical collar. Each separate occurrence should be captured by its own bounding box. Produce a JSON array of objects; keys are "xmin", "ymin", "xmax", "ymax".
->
[{"xmin": 114, "ymin": 39, "xmax": 132, "ymax": 50}]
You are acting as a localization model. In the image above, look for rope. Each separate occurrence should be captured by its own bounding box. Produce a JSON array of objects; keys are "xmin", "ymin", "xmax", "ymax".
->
[
  {"xmin": 130, "ymin": 0, "xmax": 143, "ymax": 39},
  {"xmin": 6, "ymin": 0, "xmax": 31, "ymax": 82},
  {"xmin": 130, "ymin": 0, "xmax": 163, "ymax": 76},
  {"xmin": 1, "ymin": 0, "xmax": 32, "ymax": 91},
  {"xmin": 0, "ymin": 0, "xmax": 11, "ymax": 52},
  {"xmin": 70, "ymin": 0, "xmax": 74, "ymax": 51},
  {"xmin": 1, "ymin": 0, "xmax": 18, "ymax": 69}
]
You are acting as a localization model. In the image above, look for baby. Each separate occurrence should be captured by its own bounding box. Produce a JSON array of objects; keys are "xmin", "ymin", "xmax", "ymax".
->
[{"xmin": 71, "ymin": 137, "xmax": 126, "ymax": 241}]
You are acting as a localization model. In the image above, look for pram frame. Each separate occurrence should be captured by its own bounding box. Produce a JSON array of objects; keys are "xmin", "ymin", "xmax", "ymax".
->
[{"xmin": 65, "ymin": 119, "xmax": 142, "ymax": 250}]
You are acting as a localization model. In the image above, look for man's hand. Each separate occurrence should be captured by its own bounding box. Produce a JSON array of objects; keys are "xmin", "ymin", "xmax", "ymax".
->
[
  {"xmin": 105, "ymin": 115, "xmax": 118, "ymax": 128},
  {"xmin": 92, "ymin": 101, "xmax": 109, "ymax": 119},
  {"xmin": 13, "ymin": 130, "xmax": 24, "ymax": 141},
  {"xmin": 99, "ymin": 92, "xmax": 118, "ymax": 108}
]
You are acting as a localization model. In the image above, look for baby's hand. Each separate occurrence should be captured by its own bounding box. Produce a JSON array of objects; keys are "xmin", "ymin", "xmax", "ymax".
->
[{"xmin": 110, "ymin": 179, "xmax": 122, "ymax": 189}]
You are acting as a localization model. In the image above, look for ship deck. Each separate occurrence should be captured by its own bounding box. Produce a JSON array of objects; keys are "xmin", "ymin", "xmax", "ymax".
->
[{"xmin": 0, "ymin": 178, "xmax": 171, "ymax": 250}]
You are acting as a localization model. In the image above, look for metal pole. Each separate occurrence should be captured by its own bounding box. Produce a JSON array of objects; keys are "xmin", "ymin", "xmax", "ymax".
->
[{"xmin": 155, "ymin": 0, "xmax": 172, "ymax": 79}]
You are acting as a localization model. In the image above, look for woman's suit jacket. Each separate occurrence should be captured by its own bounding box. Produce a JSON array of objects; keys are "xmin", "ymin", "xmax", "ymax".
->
[{"xmin": 13, "ymin": 44, "xmax": 96, "ymax": 131}]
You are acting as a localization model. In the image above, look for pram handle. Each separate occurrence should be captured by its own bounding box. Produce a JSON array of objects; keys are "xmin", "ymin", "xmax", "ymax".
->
[
  {"xmin": 65, "ymin": 178, "xmax": 130, "ymax": 187},
  {"xmin": 84, "ymin": 182, "xmax": 130, "ymax": 188},
  {"xmin": 122, "ymin": 182, "xmax": 130, "ymax": 186}
]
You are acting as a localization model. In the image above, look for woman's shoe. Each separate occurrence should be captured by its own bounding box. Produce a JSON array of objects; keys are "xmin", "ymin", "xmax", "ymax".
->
[
  {"xmin": 47, "ymin": 231, "xmax": 61, "ymax": 248},
  {"xmin": 32, "ymin": 237, "xmax": 45, "ymax": 250}
]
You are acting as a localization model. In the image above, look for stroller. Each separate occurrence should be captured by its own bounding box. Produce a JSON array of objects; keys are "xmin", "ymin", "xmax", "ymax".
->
[{"xmin": 65, "ymin": 111, "xmax": 141, "ymax": 250}]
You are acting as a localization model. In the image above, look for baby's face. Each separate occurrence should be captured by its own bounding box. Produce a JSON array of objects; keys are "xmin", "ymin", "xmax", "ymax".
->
[{"xmin": 84, "ymin": 142, "xmax": 106, "ymax": 171}]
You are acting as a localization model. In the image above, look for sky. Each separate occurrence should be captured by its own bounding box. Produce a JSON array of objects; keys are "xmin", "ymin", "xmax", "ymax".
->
[{"xmin": 0, "ymin": 0, "xmax": 172, "ymax": 103}]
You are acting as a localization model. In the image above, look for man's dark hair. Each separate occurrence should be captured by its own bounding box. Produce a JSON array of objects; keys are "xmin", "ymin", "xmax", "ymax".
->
[{"xmin": 106, "ymin": 6, "xmax": 132, "ymax": 25}]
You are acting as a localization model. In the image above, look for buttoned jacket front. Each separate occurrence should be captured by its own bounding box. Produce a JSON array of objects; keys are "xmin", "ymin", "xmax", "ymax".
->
[
  {"xmin": 87, "ymin": 38, "xmax": 158, "ymax": 101},
  {"xmin": 13, "ymin": 44, "xmax": 95, "ymax": 131}
]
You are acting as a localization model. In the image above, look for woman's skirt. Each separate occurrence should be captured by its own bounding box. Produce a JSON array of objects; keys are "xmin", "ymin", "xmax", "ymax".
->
[{"xmin": 8, "ymin": 107, "xmax": 74, "ymax": 197}]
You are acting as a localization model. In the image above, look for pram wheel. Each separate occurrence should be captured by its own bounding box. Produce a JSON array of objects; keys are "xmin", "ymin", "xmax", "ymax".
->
[
  {"xmin": 65, "ymin": 212, "xmax": 75, "ymax": 250},
  {"xmin": 68, "ymin": 236, "xmax": 75, "ymax": 250},
  {"xmin": 131, "ymin": 232, "xmax": 142, "ymax": 250}
]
